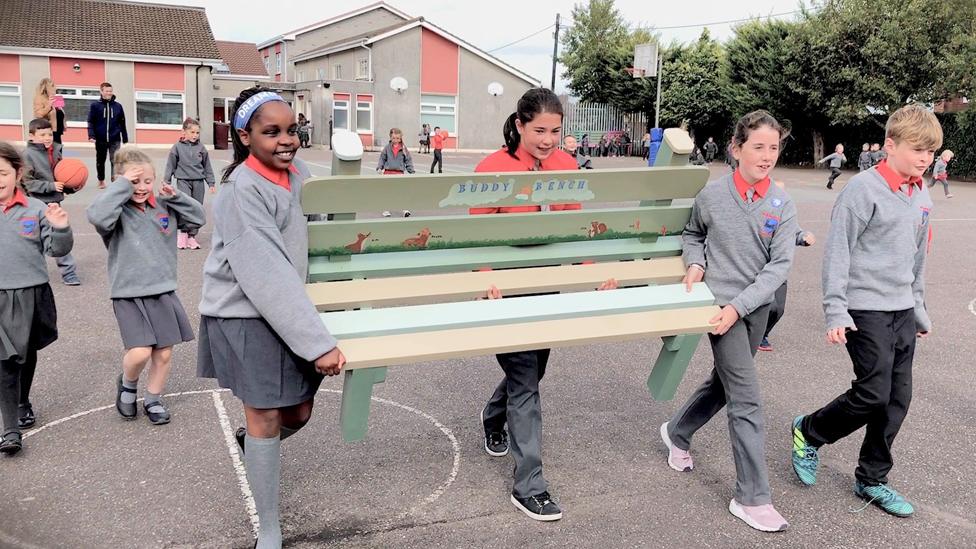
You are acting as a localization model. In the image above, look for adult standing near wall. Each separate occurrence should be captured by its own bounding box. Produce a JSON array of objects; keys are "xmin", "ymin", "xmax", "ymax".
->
[
  {"xmin": 87, "ymin": 82, "xmax": 128, "ymax": 189},
  {"xmin": 32, "ymin": 78, "xmax": 65, "ymax": 144}
]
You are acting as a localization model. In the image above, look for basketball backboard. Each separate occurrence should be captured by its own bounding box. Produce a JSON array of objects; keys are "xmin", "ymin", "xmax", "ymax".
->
[{"xmin": 634, "ymin": 43, "xmax": 657, "ymax": 78}]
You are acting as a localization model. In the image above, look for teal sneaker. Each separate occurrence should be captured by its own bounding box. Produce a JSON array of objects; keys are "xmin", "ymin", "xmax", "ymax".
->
[
  {"xmin": 791, "ymin": 416, "xmax": 819, "ymax": 486},
  {"xmin": 854, "ymin": 481, "xmax": 915, "ymax": 517}
]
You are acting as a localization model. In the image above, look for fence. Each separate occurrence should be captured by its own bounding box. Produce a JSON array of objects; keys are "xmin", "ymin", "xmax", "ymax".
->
[{"xmin": 560, "ymin": 100, "xmax": 649, "ymax": 157}]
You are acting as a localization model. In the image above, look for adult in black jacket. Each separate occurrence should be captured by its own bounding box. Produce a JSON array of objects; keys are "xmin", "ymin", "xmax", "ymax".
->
[{"xmin": 87, "ymin": 82, "xmax": 128, "ymax": 188}]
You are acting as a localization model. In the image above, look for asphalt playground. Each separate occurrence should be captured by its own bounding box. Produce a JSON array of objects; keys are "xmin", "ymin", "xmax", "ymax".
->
[{"xmin": 0, "ymin": 146, "xmax": 973, "ymax": 548}]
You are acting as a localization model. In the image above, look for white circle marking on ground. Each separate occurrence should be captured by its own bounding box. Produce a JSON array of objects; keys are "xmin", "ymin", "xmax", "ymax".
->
[{"xmin": 969, "ymin": 298, "xmax": 976, "ymax": 317}]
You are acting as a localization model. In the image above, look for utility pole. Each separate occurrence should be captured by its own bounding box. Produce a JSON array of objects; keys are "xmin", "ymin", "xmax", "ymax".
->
[
  {"xmin": 653, "ymin": 50, "xmax": 663, "ymax": 128},
  {"xmin": 550, "ymin": 13, "xmax": 560, "ymax": 90}
]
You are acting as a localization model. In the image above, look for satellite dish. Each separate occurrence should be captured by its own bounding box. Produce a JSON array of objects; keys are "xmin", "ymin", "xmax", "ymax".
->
[
  {"xmin": 390, "ymin": 76, "xmax": 408, "ymax": 93},
  {"xmin": 487, "ymin": 82, "xmax": 504, "ymax": 97}
]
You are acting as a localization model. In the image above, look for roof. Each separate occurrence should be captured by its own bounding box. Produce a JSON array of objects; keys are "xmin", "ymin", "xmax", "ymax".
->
[
  {"xmin": 215, "ymin": 41, "xmax": 269, "ymax": 76},
  {"xmin": 257, "ymin": 2, "xmax": 411, "ymax": 49},
  {"xmin": 293, "ymin": 17, "xmax": 540, "ymax": 87},
  {"xmin": 0, "ymin": 0, "xmax": 221, "ymax": 61}
]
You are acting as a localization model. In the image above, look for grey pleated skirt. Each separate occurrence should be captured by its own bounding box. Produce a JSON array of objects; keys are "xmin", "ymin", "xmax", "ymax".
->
[
  {"xmin": 0, "ymin": 284, "xmax": 58, "ymax": 362},
  {"xmin": 111, "ymin": 292, "xmax": 194, "ymax": 349},
  {"xmin": 196, "ymin": 316, "xmax": 324, "ymax": 409}
]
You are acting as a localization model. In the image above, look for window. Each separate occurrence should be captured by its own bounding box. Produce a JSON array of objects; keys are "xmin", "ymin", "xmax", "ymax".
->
[
  {"xmin": 333, "ymin": 64, "xmax": 342, "ymax": 80},
  {"xmin": 275, "ymin": 52, "xmax": 282, "ymax": 75},
  {"xmin": 356, "ymin": 59, "xmax": 369, "ymax": 80},
  {"xmin": 135, "ymin": 91, "xmax": 184, "ymax": 126},
  {"xmin": 420, "ymin": 94, "xmax": 457, "ymax": 133},
  {"xmin": 356, "ymin": 97, "xmax": 372, "ymax": 133},
  {"xmin": 333, "ymin": 98, "xmax": 349, "ymax": 131},
  {"xmin": 263, "ymin": 56, "xmax": 270, "ymax": 73},
  {"xmin": 0, "ymin": 85, "xmax": 21, "ymax": 123},
  {"xmin": 297, "ymin": 70, "xmax": 305, "ymax": 82},
  {"xmin": 317, "ymin": 68, "xmax": 325, "ymax": 80},
  {"xmin": 55, "ymin": 87, "xmax": 101, "ymax": 124}
]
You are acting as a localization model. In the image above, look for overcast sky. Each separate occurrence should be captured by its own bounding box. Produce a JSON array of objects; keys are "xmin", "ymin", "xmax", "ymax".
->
[{"xmin": 148, "ymin": 0, "xmax": 806, "ymax": 91}]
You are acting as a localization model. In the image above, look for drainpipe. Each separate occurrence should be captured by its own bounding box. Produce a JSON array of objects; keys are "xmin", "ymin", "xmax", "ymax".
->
[{"xmin": 195, "ymin": 63, "xmax": 208, "ymax": 121}]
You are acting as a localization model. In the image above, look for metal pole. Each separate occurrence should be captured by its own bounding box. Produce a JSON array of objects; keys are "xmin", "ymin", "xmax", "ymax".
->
[
  {"xmin": 654, "ymin": 50, "xmax": 663, "ymax": 128},
  {"xmin": 551, "ymin": 13, "xmax": 560, "ymax": 90}
]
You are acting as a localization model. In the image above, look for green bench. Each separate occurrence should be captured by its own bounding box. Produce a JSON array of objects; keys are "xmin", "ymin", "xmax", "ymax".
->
[{"xmin": 302, "ymin": 128, "xmax": 719, "ymax": 442}]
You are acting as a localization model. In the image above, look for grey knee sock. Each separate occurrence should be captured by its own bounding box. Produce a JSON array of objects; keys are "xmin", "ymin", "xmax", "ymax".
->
[
  {"xmin": 0, "ymin": 359, "xmax": 21, "ymax": 434},
  {"xmin": 144, "ymin": 391, "xmax": 164, "ymax": 414},
  {"xmin": 245, "ymin": 435, "xmax": 282, "ymax": 549},
  {"xmin": 121, "ymin": 376, "xmax": 138, "ymax": 405}
]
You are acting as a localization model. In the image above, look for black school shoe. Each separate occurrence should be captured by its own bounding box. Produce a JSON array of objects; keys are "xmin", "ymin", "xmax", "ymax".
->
[
  {"xmin": 235, "ymin": 427, "xmax": 246, "ymax": 454},
  {"xmin": 115, "ymin": 374, "xmax": 137, "ymax": 420},
  {"xmin": 0, "ymin": 431, "xmax": 22, "ymax": 455},
  {"xmin": 18, "ymin": 402, "xmax": 36, "ymax": 429},
  {"xmin": 143, "ymin": 400, "xmax": 171, "ymax": 426},
  {"xmin": 481, "ymin": 407, "xmax": 509, "ymax": 457},
  {"xmin": 511, "ymin": 491, "xmax": 563, "ymax": 521}
]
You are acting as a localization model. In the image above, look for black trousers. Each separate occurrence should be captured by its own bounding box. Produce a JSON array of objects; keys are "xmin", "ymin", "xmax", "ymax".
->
[
  {"xmin": 827, "ymin": 167, "xmax": 842, "ymax": 187},
  {"xmin": 95, "ymin": 140, "xmax": 122, "ymax": 182},
  {"xmin": 801, "ymin": 309, "xmax": 916, "ymax": 485},
  {"xmin": 0, "ymin": 350, "xmax": 37, "ymax": 434},
  {"xmin": 763, "ymin": 282, "xmax": 788, "ymax": 339},
  {"xmin": 430, "ymin": 149, "xmax": 443, "ymax": 173}
]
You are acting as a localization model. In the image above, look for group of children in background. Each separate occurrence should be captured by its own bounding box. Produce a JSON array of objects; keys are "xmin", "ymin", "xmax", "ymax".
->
[
  {"xmin": 0, "ymin": 82, "xmax": 949, "ymax": 547},
  {"xmin": 824, "ymin": 141, "xmax": 955, "ymax": 196}
]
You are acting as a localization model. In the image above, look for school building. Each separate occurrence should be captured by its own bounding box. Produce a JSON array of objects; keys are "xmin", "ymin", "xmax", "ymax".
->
[
  {"xmin": 256, "ymin": 2, "xmax": 540, "ymax": 150},
  {"xmin": 0, "ymin": 0, "xmax": 539, "ymax": 151}
]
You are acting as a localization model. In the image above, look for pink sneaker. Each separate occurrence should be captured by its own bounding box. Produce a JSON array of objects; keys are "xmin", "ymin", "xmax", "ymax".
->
[
  {"xmin": 176, "ymin": 231, "xmax": 188, "ymax": 250},
  {"xmin": 660, "ymin": 422, "xmax": 693, "ymax": 472},
  {"xmin": 728, "ymin": 500, "xmax": 789, "ymax": 532},
  {"xmin": 187, "ymin": 236, "xmax": 201, "ymax": 250}
]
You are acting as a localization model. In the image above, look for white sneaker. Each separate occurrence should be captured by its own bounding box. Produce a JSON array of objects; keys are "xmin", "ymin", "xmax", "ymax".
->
[
  {"xmin": 660, "ymin": 422, "xmax": 693, "ymax": 472},
  {"xmin": 382, "ymin": 211, "xmax": 392, "ymax": 217},
  {"xmin": 402, "ymin": 210, "xmax": 411, "ymax": 217},
  {"xmin": 728, "ymin": 499, "xmax": 789, "ymax": 532}
]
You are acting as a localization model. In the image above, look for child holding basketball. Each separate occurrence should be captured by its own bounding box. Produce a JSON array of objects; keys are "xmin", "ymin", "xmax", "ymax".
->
[
  {"xmin": 197, "ymin": 87, "xmax": 344, "ymax": 549},
  {"xmin": 0, "ymin": 141, "xmax": 73, "ymax": 454},
  {"xmin": 163, "ymin": 117, "xmax": 215, "ymax": 250},
  {"xmin": 661, "ymin": 110, "xmax": 797, "ymax": 532},
  {"xmin": 376, "ymin": 127, "xmax": 415, "ymax": 217},
  {"xmin": 22, "ymin": 118, "xmax": 82, "ymax": 286},
  {"xmin": 87, "ymin": 146, "xmax": 205, "ymax": 426}
]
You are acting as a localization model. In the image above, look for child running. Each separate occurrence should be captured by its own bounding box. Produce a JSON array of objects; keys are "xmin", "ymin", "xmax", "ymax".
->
[
  {"xmin": 819, "ymin": 144, "xmax": 847, "ymax": 189},
  {"xmin": 22, "ymin": 118, "xmax": 82, "ymax": 286},
  {"xmin": 927, "ymin": 149, "xmax": 953, "ymax": 198},
  {"xmin": 377, "ymin": 127, "xmax": 415, "ymax": 218},
  {"xmin": 163, "ymin": 117, "xmax": 215, "ymax": 250},
  {"xmin": 660, "ymin": 110, "xmax": 797, "ymax": 532},
  {"xmin": 791, "ymin": 104, "xmax": 941, "ymax": 518},
  {"xmin": 87, "ymin": 146, "xmax": 205, "ymax": 426},
  {"xmin": 0, "ymin": 142, "xmax": 73, "ymax": 454},
  {"xmin": 197, "ymin": 87, "xmax": 344, "ymax": 549},
  {"xmin": 476, "ymin": 88, "xmax": 615, "ymax": 522}
]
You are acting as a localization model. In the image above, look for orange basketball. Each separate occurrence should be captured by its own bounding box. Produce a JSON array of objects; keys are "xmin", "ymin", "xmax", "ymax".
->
[{"xmin": 54, "ymin": 158, "xmax": 89, "ymax": 191}]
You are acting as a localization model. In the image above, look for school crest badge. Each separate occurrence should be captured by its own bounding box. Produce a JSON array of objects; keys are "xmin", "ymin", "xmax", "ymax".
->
[
  {"xmin": 19, "ymin": 216, "xmax": 38, "ymax": 237},
  {"xmin": 157, "ymin": 213, "xmax": 171, "ymax": 234},
  {"xmin": 760, "ymin": 212, "xmax": 780, "ymax": 237}
]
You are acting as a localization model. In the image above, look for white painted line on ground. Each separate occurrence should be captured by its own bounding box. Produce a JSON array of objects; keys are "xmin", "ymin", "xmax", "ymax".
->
[
  {"xmin": 211, "ymin": 391, "xmax": 260, "ymax": 538},
  {"xmin": 968, "ymin": 298, "xmax": 975, "ymax": 317}
]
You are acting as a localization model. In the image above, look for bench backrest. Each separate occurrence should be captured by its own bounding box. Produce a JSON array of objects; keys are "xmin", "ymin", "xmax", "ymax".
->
[{"xmin": 301, "ymin": 128, "xmax": 705, "ymax": 283}]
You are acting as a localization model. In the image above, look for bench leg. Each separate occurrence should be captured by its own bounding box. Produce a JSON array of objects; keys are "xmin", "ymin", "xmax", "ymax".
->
[
  {"xmin": 340, "ymin": 367, "xmax": 386, "ymax": 442},
  {"xmin": 647, "ymin": 334, "xmax": 702, "ymax": 401}
]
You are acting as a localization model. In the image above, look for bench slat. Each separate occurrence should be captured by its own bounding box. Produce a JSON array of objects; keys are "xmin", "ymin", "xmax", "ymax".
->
[
  {"xmin": 308, "ymin": 205, "xmax": 690, "ymax": 256},
  {"xmin": 335, "ymin": 305, "xmax": 719, "ymax": 369},
  {"xmin": 307, "ymin": 256, "xmax": 687, "ymax": 309},
  {"xmin": 320, "ymin": 283, "xmax": 713, "ymax": 339},
  {"xmin": 301, "ymin": 166, "xmax": 709, "ymax": 214},
  {"xmin": 308, "ymin": 235, "xmax": 684, "ymax": 282}
]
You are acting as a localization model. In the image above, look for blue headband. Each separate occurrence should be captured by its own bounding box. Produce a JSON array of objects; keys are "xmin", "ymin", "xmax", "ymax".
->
[{"xmin": 233, "ymin": 91, "xmax": 285, "ymax": 131}]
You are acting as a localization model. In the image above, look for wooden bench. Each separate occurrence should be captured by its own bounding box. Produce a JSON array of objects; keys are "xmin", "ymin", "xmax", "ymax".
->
[{"xmin": 302, "ymin": 128, "xmax": 719, "ymax": 442}]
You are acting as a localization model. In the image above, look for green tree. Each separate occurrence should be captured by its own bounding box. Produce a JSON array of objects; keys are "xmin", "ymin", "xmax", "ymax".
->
[
  {"xmin": 658, "ymin": 29, "xmax": 733, "ymax": 141},
  {"xmin": 559, "ymin": 0, "xmax": 633, "ymax": 104}
]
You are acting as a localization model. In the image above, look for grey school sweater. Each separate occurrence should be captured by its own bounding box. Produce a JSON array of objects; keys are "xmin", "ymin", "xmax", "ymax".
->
[
  {"xmin": 23, "ymin": 142, "xmax": 69, "ymax": 204},
  {"xmin": 822, "ymin": 168, "xmax": 932, "ymax": 331},
  {"xmin": 932, "ymin": 158, "xmax": 948, "ymax": 180},
  {"xmin": 821, "ymin": 152, "xmax": 847, "ymax": 168},
  {"xmin": 163, "ymin": 139, "xmax": 215, "ymax": 184},
  {"xmin": 683, "ymin": 174, "xmax": 798, "ymax": 318},
  {"xmin": 198, "ymin": 158, "xmax": 337, "ymax": 362},
  {"xmin": 1, "ymin": 194, "xmax": 73, "ymax": 289},
  {"xmin": 375, "ymin": 142, "xmax": 415, "ymax": 173},
  {"xmin": 86, "ymin": 178, "xmax": 206, "ymax": 298}
]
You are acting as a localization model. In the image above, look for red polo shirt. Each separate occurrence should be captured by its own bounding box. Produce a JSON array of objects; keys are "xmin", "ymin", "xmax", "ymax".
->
[
  {"xmin": 471, "ymin": 147, "xmax": 581, "ymax": 214},
  {"xmin": 130, "ymin": 191, "xmax": 157, "ymax": 212},
  {"xmin": 732, "ymin": 169, "xmax": 771, "ymax": 202},
  {"xmin": 875, "ymin": 159, "xmax": 923, "ymax": 195},
  {"xmin": 431, "ymin": 132, "xmax": 446, "ymax": 151},
  {"xmin": 245, "ymin": 155, "xmax": 298, "ymax": 191},
  {"xmin": 2, "ymin": 187, "xmax": 29, "ymax": 213}
]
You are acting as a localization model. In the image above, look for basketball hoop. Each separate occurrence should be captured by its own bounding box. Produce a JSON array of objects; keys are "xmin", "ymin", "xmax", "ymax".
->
[{"xmin": 625, "ymin": 67, "xmax": 646, "ymax": 78}]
